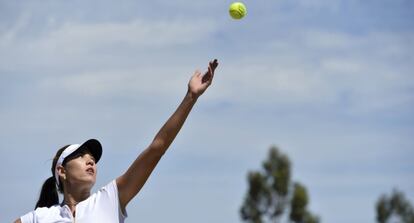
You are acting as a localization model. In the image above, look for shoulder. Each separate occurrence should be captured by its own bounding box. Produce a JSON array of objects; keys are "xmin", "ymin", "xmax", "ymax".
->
[
  {"xmin": 83, "ymin": 180, "xmax": 119, "ymax": 206},
  {"xmin": 20, "ymin": 205, "xmax": 63, "ymax": 223},
  {"xmin": 97, "ymin": 179, "xmax": 119, "ymax": 197}
]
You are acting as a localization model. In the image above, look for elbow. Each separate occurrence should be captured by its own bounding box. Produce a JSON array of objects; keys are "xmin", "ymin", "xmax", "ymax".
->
[{"xmin": 150, "ymin": 139, "xmax": 167, "ymax": 157}]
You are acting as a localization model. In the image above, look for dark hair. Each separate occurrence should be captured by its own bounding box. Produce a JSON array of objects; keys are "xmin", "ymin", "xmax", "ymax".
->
[{"xmin": 35, "ymin": 145, "xmax": 69, "ymax": 209}]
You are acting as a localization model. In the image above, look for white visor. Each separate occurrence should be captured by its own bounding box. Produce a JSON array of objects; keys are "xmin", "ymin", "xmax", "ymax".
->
[{"xmin": 54, "ymin": 144, "xmax": 81, "ymax": 186}]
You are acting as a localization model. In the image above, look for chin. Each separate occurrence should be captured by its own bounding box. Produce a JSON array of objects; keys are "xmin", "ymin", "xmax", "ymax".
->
[{"xmin": 82, "ymin": 177, "xmax": 96, "ymax": 187}]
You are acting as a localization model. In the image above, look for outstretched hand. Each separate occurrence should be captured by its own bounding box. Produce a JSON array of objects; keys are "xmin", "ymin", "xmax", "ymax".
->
[{"xmin": 188, "ymin": 59, "xmax": 219, "ymax": 98}]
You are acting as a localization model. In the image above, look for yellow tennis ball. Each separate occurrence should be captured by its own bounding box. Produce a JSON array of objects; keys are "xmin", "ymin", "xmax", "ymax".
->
[{"xmin": 229, "ymin": 2, "xmax": 247, "ymax": 20}]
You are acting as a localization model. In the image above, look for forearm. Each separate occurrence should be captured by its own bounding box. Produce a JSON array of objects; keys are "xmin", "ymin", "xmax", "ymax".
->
[{"xmin": 150, "ymin": 90, "xmax": 198, "ymax": 154}]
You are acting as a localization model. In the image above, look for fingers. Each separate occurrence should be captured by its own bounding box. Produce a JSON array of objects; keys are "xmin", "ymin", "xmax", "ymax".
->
[
  {"xmin": 207, "ymin": 66, "xmax": 213, "ymax": 84},
  {"xmin": 207, "ymin": 59, "xmax": 218, "ymax": 81},
  {"xmin": 211, "ymin": 59, "xmax": 218, "ymax": 70},
  {"xmin": 202, "ymin": 68, "xmax": 211, "ymax": 83},
  {"xmin": 199, "ymin": 59, "xmax": 218, "ymax": 84}
]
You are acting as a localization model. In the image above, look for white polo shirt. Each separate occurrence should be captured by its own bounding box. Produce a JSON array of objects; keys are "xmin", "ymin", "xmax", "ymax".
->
[{"xmin": 21, "ymin": 180, "xmax": 127, "ymax": 223}]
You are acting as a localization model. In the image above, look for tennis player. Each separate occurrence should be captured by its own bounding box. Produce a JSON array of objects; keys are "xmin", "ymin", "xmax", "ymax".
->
[{"xmin": 15, "ymin": 59, "xmax": 219, "ymax": 223}]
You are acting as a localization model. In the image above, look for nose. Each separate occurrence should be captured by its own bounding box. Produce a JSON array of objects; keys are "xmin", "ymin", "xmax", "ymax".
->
[{"xmin": 86, "ymin": 159, "xmax": 95, "ymax": 166}]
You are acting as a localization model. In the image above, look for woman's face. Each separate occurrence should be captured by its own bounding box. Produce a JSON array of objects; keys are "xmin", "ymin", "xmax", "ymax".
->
[{"xmin": 62, "ymin": 151, "xmax": 97, "ymax": 188}]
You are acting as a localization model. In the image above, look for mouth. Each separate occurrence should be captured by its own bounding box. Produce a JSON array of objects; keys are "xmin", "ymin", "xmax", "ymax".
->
[{"xmin": 86, "ymin": 167, "xmax": 95, "ymax": 175}]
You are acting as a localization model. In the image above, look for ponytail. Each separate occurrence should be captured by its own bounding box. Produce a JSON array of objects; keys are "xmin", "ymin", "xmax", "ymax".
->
[
  {"xmin": 35, "ymin": 176, "xmax": 59, "ymax": 209},
  {"xmin": 34, "ymin": 145, "xmax": 69, "ymax": 209}
]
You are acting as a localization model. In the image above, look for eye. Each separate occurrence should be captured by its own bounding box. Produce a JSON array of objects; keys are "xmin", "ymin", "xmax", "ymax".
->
[
  {"xmin": 73, "ymin": 154, "xmax": 83, "ymax": 159},
  {"xmin": 83, "ymin": 153, "xmax": 96, "ymax": 163}
]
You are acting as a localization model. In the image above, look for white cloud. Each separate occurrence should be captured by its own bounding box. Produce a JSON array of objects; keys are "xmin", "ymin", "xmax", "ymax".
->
[
  {"xmin": 210, "ymin": 62, "xmax": 333, "ymax": 106},
  {"xmin": 228, "ymin": 29, "xmax": 414, "ymax": 114},
  {"xmin": 38, "ymin": 66, "xmax": 189, "ymax": 98},
  {"xmin": 38, "ymin": 19, "xmax": 215, "ymax": 51},
  {"xmin": 0, "ymin": 11, "xmax": 31, "ymax": 47},
  {"xmin": 288, "ymin": 0, "xmax": 342, "ymax": 12},
  {"xmin": 24, "ymin": 27, "xmax": 413, "ymax": 118},
  {"xmin": 0, "ymin": 18, "xmax": 217, "ymax": 71},
  {"xmin": 3, "ymin": 17, "xmax": 412, "ymax": 118}
]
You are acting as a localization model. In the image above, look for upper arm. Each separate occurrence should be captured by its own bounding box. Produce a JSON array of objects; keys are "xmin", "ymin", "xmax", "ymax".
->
[{"xmin": 116, "ymin": 142, "xmax": 165, "ymax": 210}]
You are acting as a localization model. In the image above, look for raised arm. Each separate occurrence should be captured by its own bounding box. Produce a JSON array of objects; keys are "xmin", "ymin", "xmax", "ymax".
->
[{"xmin": 116, "ymin": 59, "xmax": 218, "ymax": 211}]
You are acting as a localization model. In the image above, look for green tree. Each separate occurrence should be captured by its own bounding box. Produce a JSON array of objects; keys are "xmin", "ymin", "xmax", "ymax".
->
[
  {"xmin": 290, "ymin": 183, "xmax": 320, "ymax": 223},
  {"xmin": 376, "ymin": 189, "xmax": 414, "ymax": 223},
  {"xmin": 240, "ymin": 146, "xmax": 319, "ymax": 223}
]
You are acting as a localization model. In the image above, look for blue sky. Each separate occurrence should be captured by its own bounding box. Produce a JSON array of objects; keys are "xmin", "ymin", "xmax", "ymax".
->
[{"xmin": 1, "ymin": 0, "xmax": 413, "ymax": 222}]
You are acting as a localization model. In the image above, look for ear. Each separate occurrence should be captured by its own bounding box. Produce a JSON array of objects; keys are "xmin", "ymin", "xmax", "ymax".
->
[{"xmin": 56, "ymin": 165, "xmax": 66, "ymax": 181}]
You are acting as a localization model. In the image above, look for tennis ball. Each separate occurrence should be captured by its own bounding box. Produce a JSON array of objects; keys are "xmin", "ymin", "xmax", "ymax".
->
[{"xmin": 229, "ymin": 2, "xmax": 247, "ymax": 20}]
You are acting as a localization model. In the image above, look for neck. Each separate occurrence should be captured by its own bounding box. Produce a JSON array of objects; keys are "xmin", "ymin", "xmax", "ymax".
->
[{"xmin": 63, "ymin": 183, "xmax": 91, "ymax": 209}]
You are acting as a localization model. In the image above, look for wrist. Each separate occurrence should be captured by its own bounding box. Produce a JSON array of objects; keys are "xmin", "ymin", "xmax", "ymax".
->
[{"xmin": 186, "ymin": 90, "xmax": 199, "ymax": 102}]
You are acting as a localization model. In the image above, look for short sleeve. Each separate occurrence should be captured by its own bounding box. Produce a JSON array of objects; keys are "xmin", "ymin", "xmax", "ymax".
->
[
  {"xmin": 99, "ymin": 180, "xmax": 128, "ymax": 219},
  {"xmin": 20, "ymin": 211, "xmax": 35, "ymax": 223}
]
